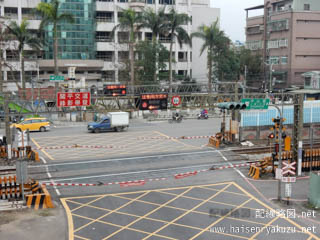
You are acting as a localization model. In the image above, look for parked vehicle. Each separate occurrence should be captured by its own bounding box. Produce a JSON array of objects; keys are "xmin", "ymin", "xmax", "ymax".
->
[
  {"xmin": 88, "ymin": 112, "xmax": 129, "ymax": 133},
  {"xmin": 169, "ymin": 113, "xmax": 183, "ymax": 123},
  {"xmin": 11, "ymin": 117, "xmax": 50, "ymax": 132}
]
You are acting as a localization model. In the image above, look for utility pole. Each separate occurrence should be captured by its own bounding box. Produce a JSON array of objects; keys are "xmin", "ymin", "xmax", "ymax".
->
[
  {"xmin": 293, "ymin": 94, "xmax": 304, "ymax": 176},
  {"xmin": 243, "ymin": 65, "xmax": 247, "ymax": 98},
  {"xmin": 269, "ymin": 63, "xmax": 273, "ymax": 93},
  {"xmin": 231, "ymin": 82, "xmax": 239, "ymax": 143},
  {"xmin": 4, "ymin": 92, "xmax": 12, "ymax": 160}
]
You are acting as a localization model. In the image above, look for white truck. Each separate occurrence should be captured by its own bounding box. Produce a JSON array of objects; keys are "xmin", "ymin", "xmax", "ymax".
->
[{"xmin": 87, "ymin": 112, "xmax": 129, "ymax": 133}]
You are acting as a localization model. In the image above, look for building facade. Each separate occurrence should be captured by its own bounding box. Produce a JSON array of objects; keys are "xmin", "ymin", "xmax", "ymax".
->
[
  {"xmin": 246, "ymin": 0, "xmax": 320, "ymax": 90},
  {"xmin": 0, "ymin": 0, "xmax": 219, "ymax": 91}
]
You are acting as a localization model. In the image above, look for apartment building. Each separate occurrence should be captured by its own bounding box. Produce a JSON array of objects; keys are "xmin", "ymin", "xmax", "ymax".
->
[
  {"xmin": 245, "ymin": 0, "xmax": 320, "ymax": 90},
  {"xmin": 0, "ymin": 0, "xmax": 219, "ymax": 91}
]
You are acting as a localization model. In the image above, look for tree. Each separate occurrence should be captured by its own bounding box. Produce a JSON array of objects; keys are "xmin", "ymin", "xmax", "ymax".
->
[
  {"xmin": 191, "ymin": 20, "xmax": 227, "ymax": 92},
  {"xmin": 237, "ymin": 47, "xmax": 263, "ymax": 84},
  {"xmin": 141, "ymin": 7, "xmax": 166, "ymax": 82},
  {"xmin": 213, "ymin": 48, "xmax": 240, "ymax": 82},
  {"xmin": 164, "ymin": 8, "xmax": 191, "ymax": 92},
  {"xmin": 36, "ymin": 0, "xmax": 74, "ymax": 90},
  {"xmin": 135, "ymin": 40, "xmax": 169, "ymax": 85},
  {"xmin": 7, "ymin": 19, "xmax": 42, "ymax": 98},
  {"xmin": 113, "ymin": 8, "xmax": 143, "ymax": 87}
]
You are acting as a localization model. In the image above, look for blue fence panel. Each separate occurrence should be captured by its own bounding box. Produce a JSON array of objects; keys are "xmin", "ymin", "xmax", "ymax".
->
[{"xmin": 241, "ymin": 101, "xmax": 320, "ymax": 127}]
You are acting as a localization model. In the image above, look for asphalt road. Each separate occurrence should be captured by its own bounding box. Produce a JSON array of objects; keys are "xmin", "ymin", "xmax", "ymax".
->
[{"xmin": 5, "ymin": 118, "xmax": 320, "ymax": 240}]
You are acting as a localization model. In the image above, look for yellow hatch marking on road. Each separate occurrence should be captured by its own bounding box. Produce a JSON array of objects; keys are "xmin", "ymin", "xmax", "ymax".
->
[
  {"xmin": 153, "ymin": 130, "xmax": 202, "ymax": 149},
  {"xmin": 199, "ymin": 186, "xmax": 249, "ymax": 197},
  {"xmin": 248, "ymin": 215, "xmax": 282, "ymax": 240},
  {"xmin": 74, "ymin": 191, "xmax": 150, "ymax": 233},
  {"xmin": 189, "ymin": 198, "xmax": 252, "ymax": 240},
  {"xmin": 31, "ymin": 138, "xmax": 54, "ymax": 160},
  {"xmin": 142, "ymin": 184, "xmax": 232, "ymax": 240},
  {"xmin": 102, "ymin": 187, "xmax": 195, "ymax": 240},
  {"xmin": 61, "ymin": 198, "xmax": 75, "ymax": 240},
  {"xmin": 72, "ymin": 213, "xmax": 177, "ymax": 240}
]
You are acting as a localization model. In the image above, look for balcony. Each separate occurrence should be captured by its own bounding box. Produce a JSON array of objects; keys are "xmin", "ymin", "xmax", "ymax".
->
[{"xmin": 129, "ymin": 0, "xmax": 146, "ymax": 8}]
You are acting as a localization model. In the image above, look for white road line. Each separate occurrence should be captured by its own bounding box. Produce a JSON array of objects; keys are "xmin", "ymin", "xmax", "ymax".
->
[
  {"xmin": 41, "ymin": 163, "xmax": 214, "ymax": 183},
  {"xmin": 30, "ymin": 150, "xmax": 219, "ymax": 168},
  {"xmin": 40, "ymin": 156, "xmax": 61, "ymax": 196},
  {"xmin": 217, "ymin": 150, "xmax": 246, "ymax": 178}
]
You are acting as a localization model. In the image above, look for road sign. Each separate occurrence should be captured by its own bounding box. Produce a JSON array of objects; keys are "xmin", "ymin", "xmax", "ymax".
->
[
  {"xmin": 171, "ymin": 96, "xmax": 181, "ymax": 106},
  {"xmin": 16, "ymin": 160, "xmax": 28, "ymax": 184},
  {"xmin": 282, "ymin": 169, "xmax": 295, "ymax": 175},
  {"xmin": 241, "ymin": 98, "xmax": 270, "ymax": 110},
  {"xmin": 282, "ymin": 161, "xmax": 296, "ymax": 175},
  {"xmin": 18, "ymin": 131, "xmax": 28, "ymax": 147},
  {"xmin": 57, "ymin": 92, "xmax": 91, "ymax": 107},
  {"xmin": 275, "ymin": 168, "xmax": 282, "ymax": 180},
  {"xmin": 282, "ymin": 176, "xmax": 296, "ymax": 183},
  {"xmin": 137, "ymin": 94, "xmax": 168, "ymax": 110},
  {"xmin": 285, "ymin": 183, "xmax": 292, "ymax": 197},
  {"xmin": 50, "ymin": 75, "xmax": 64, "ymax": 81}
]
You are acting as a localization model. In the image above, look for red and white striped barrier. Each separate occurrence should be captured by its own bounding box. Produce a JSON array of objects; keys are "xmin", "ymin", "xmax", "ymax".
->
[
  {"xmin": 35, "ymin": 144, "xmax": 127, "ymax": 150},
  {"xmin": 40, "ymin": 162, "xmax": 257, "ymax": 188},
  {"xmin": 137, "ymin": 135, "xmax": 213, "ymax": 140}
]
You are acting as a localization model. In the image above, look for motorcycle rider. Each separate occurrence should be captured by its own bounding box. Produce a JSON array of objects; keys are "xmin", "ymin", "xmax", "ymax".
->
[
  {"xmin": 201, "ymin": 109, "xmax": 208, "ymax": 116},
  {"xmin": 173, "ymin": 112, "xmax": 180, "ymax": 121}
]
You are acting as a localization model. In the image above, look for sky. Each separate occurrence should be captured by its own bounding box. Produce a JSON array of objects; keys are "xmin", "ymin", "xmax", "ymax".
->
[{"xmin": 211, "ymin": 0, "xmax": 264, "ymax": 43}]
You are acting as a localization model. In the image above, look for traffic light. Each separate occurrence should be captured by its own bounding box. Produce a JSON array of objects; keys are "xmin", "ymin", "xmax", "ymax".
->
[
  {"xmin": 268, "ymin": 133, "xmax": 275, "ymax": 139},
  {"xmin": 217, "ymin": 102, "xmax": 246, "ymax": 110}
]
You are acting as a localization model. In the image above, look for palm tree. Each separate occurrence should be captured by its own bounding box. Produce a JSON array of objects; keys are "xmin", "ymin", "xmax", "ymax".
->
[
  {"xmin": 164, "ymin": 8, "xmax": 191, "ymax": 93},
  {"xmin": 113, "ymin": 9, "xmax": 143, "ymax": 87},
  {"xmin": 191, "ymin": 20, "xmax": 228, "ymax": 92},
  {"xmin": 7, "ymin": 19, "xmax": 42, "ymax": 98},
  {"xmin": 141, "ymin": 7, "xmax": 166, "ymax": 82},
  {"xmin": 36, "ymin": 0, "xmax": 74, "ymax": 90}
]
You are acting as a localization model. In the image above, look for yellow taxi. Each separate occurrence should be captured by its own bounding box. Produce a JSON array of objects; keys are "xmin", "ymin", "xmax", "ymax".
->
[{"xmin": 11, "ymin": 117, "xmax": 50, "ymax": 132}]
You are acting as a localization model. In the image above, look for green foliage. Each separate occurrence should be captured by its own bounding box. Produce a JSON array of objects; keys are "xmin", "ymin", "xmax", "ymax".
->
[
  {"xmin": 237, "ymin": 46, "xmax": 263, "ymax": 79},
  {"xmin": 213, "ymin": 48, "xmax": 240, "ymax": 81},
  {"xmin": 135, "ymin": 41, "xmax": 169, "ymax": 85}
]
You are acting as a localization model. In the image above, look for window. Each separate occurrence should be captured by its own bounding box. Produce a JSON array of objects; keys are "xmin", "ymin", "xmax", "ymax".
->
[
  {"xmin": 304, "ymin": 4, "xmax": 310, "ymax": 11},
  {"xmin": 6, "ymin": 50, "xmax": 19, "ymax": 61},
  {"xmin": 97, "ymin": 0, "xmax": 113, "ymax": 2},
  {"xmin": 96, "ymin": 51, "xmax": 114, "ymax": 61},
  {"xmin": 281, "ymin": 56, "xmax": 288, "ymax": 65},
  {"xmin": 118, "ymin": 0, "xmax": 128, "ymax": 2},
  {"xmin": 96, "ymin": 11, "xmax": 114, "ymax": 22},
  {"xmin": 102, "ymin": 71, "xmax": 115, "ymax": 81},
  {"xmin": 96, "ymin": 32, "xmax": 113, "ymax": 42},
  {"xmin": 305, "ymin": 76, "xmax": 311, "ymax": 86},
  {"xmin": 118, "ymin": 51, "xmax": 129, "ymax": 62},
  {"xmin": 269, "ymin": 56, "xmax": 279, "ymax": 65},
  {"xmin": 178, "ymin": 52, "xmax": 188, "ymax": 62},
  {"xmin": 32, "ymin": 119, "xmax": 40, "ymax": 123},
  {"xmin": 159, "ymin": 34, "xmax": 171, "ymax": 43},
  {"xmin": 145, "ymin": 32, "xmax": 153, "ymax": 41},
  {"xmin": 118, "ymin": 32, "xmax": 129, "ymax": 43},
  {"xmin": 159, "ymin": 0, "xmax": 175, "ymax": 5},
  {"xmin": 147, "ymin": 0, "xmax": 155, "ymax": 4}
]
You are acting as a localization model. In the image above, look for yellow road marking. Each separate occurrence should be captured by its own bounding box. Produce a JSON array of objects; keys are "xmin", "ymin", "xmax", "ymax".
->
[
  {"xmin": 61, "ymin": 198, "xmax": 75, "ymax": 240},
  {"xmin": 115, "ymin": 194, "xmax": 275, "ymax": 228},
  {"xmin": 249, "ymin": 215, "xmax": 281, "ymax": 240},
  {"xmin": 72, "ymin": 213, "xmax": 177, "ymax": 240},
  {"xmin": 232, "ymin": 182, "xmax": 319, "ymax": 240},
  {"xmin": 189, "ymin": 198, "xmax": 252, "ymax": 240},
  {"xmin": 142, "ymin": 184, "xmax": 232, "ymax": 240},
  {"xmin": 74, "ymin": 235, "xmax": 90, "ymax": 240},
  {"xmin": 74, "ymin": 191, "xmax": 150, "ymax": 233},
  {"xmin": 102, "ymin": 187, "xmax": 195, "ymax": 240},
  {"xmin": 153, "ymin": 130, "xmax": 201, "ymax": 149},
  {"xmin": 31, "ymin": 138, "xmax": 54, "ymax": 160},
  {"xmin": 199, "ymin": 186, "xmax": 249, "ymax": 197},
  {"xmin": 71, "ymin": 195, "xmax": 106, "ymax": 213}
]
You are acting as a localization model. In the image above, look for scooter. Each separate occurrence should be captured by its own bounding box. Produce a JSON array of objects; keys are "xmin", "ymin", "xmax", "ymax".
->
[
  {"xmin": 197, "ymin": 113, "xmax": 208, "ymax": 120},
  {"xmin": 169, "ymin": 115, "xmax": 183, "ymax": 123}
]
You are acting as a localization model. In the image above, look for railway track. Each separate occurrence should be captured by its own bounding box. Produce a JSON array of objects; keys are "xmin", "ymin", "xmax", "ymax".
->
[{"xmin": 232, "ymin": 141, "xmax": 320, "ymax": 154}]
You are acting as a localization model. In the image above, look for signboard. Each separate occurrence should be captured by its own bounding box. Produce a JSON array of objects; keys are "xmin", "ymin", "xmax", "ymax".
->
[
  {"xmin": 282, "ymin": 176, "xmax": 296, "ymax": 183},
  {"xmin": 16, "ymin": 160, "xmax": 28, "ymax": 184},
  {"xmin": 104, "ymin": 84, "xmax": 126, "ymax": 96},
  {"xmin": 241, "ymin": 98, "xmax": 270, "ymax": 110},
  {"xmin": 282, "ymin": 161, "xmax": 296, "ymax": 175},
  {"xmin": 285, "ymin": 183, "xmax": 292, "ymax": 197},
  {"xmin": 57, "ymin": 92, "xmax": 91, "ymax": 107},
  {"xmin": 137, "ymin": 94, "xmax": 168, "ymax": 110},
  {"xmin": 18, "ymin": 131, "xmax": 28, "ymax": 147},
  {"xmin": 275, "ymin": 168, "xmax": 282, "ymax": 180},
  {"xmin": 171, "ymin": 96, "xmax": 181, "ymax": 106},
  {"xmin": 50, "ymin": 75, "xmax": 64, "ymax": 81}
]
